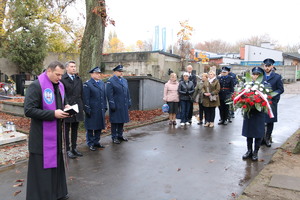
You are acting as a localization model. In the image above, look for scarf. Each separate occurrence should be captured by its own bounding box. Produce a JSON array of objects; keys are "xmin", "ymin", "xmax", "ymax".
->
[
  {"xmin": 208, "ymin": 77, "xmax": 216, "ymax": 84},
  {"xmin": 38, "ymin": 72, "xmax": 64, "ymax": 169}
]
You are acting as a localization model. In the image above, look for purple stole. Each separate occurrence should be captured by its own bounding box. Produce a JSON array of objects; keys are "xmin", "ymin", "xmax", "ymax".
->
[{"xmin": 38, "ymin": 72, "xmax": 65, "ymax": 169}]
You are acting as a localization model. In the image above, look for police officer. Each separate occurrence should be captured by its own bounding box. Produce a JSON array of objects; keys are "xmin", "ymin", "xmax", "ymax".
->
[
  {"xmin": 61, "ymin": 60, "xmax": 84, "ymax": 158},
  {"xmin": 262, "ymin": 58, "xmax": 284, "ymax": 147},
  {"xmin": 83, "ymin": 67, "xmax": 107, "ymax": 151},
  {"xmin": 106, "ymin": 65, "xmax": 131, "ymax": 144},
  {"xmin": 218, "ymin": 66, "xmax": 234, "ymax": 125}
]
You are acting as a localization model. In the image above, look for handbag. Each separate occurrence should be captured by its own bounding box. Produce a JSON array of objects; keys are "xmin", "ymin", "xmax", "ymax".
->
[
  {"xmin": 162, "ymin": 103, "xmax": 169, "ymax": 112},
  {"xmin": 209, "ymin": 95, "xmax": 217, "ymax": 102}
]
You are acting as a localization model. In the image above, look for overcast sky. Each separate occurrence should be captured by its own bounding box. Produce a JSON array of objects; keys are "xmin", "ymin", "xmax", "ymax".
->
[{"xmin": 72, "ymin": 0, "xmax": 300, "ymax": 47}]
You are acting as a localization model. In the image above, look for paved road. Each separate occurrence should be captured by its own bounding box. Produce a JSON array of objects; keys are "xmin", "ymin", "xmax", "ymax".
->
[{"xmin": 1, "ymin": 94, "xmax": 299, "ymax": 200}]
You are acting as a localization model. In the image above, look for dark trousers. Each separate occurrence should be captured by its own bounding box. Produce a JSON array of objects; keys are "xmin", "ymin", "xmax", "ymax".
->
[
  {"xmin": 86, "ymin": 129, "xmax": 101, "ymax": 147},
  {"xmin": 111, "ymin": 123, "xmax": 124, "ymax": 139},
  {"xmin": 198, "ymin": 103, "xmax": 205, "ymax": 121},
  {"xmin": 204, "ymin": 106, "xmax": 216, "ymax": 123},
  {"xmin": 65, "ymin": 122, "xmax": 79, "ymax": 151},
  {"xmin": 266, "ymin": 122, "xmax": 274, "ymax": 135},
  {"xmin": 219, "ymin": 99, "xmax": 229, "ymax": 121},
  {"xmin": 180, "ymin": 100, "xmax": 191, "ymax": 123},
  {"xmin": 247, "ymin": 137, "xmax": 262, "ymax": 151},
  {"xmin": 188, "ymin": 102, "xmax": 193, "ymax": 121}
]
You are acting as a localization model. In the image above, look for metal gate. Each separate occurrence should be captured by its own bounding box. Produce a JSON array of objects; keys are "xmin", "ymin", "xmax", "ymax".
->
[{"xmin": 127, "ymin": 80, "xmax": 139, "ymax": 110}]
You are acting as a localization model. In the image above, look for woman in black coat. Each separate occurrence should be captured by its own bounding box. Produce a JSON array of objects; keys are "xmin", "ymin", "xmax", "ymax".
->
[
  {"xmin": 241, "ymin": 67, "xmax": 266, "ymax": 161},
  {"xmin": 178, "ymin": 72, "xmax": 195, "ymax": 126}
]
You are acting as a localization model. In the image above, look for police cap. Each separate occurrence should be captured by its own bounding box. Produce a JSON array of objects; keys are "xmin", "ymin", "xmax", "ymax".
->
[
  {"xmin": 263, "ymin": 58, "xmax": 275, "ymax": 66},
  {"xmin": 113, "ymin": 65, "xmax": 124, "ymax": 72},
  {"xmin": 89, "ymin": 66, "xmax": 101, "ymax": 73},
  {"xmin": 251, "ymin": 67, "xmax": 264, "ymax": 75},
  {"xmin": 221, "ymin": 66, "xmax": 230, "ymax": 72}
]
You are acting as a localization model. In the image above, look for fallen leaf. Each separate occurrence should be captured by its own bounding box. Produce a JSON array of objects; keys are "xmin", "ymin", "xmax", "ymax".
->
[
  {"xmin": 177, "ymin": 168, "xmax": 181, "ymax": 172},
  {"xmin": 13, "ymin": 183, "xmax": 23, "ymax": 187},
  {"xmin": 13, "ymin": 190, "xmax": 21, "ymax": 196},
  {"xmin": 15, "ymin": 179, "xmax": 24, "ymax": 182}
]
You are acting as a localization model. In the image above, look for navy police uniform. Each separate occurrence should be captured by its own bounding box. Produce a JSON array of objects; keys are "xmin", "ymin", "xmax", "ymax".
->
[
  {"xmin": 106, "ymin": 65, "xmax": 132, "ymax": 144},
  {"xmin": 262, "ymin": 58, "xmax": 284, "ymax": 147},
  {"xmin": 83, "ymin": 67, "xmax": 107, "ymax": 150},
  {"xmin": 218, "ymin": 66, "xmax": 234, "ymax": 125},
  {"xmin": 242, "ymin": 67, "xmax": 265, "ymax": 161}
]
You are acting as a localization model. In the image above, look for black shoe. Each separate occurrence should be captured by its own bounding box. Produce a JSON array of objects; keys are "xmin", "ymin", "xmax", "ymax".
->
[
  {"xmin": 228, "ymin": 118, "xmax": 232, "ymax": 123},
  {"xmin": 118, "ymin": 136, "xmax": 128, "ymax": 141},
  {"xmin": 197, "ymin": 121, "xmax": 203, "ymax": 125},
  {"xmin": 89, "ymin": 145, "xmax": 96, "ymax": 151},
  {"xmin": 72, "ymin": 149, "xmax": 83, "ymax": 156},
  {"xmin": 58, "ymin": 194, "xmax": 69, "ymax": 200},
  {"xmin": 67, "ymin": 150, "xmax": 77, "ymax": 159},
  {"xmin": 113, "ymin": 138, "xmax": 121, "ymax": 144},
  {"xmin": 218, "ymin": 121, "xmax": 224, "ymax": 125},
  {"xmin": 242, "ymin": 150, "xmax": 253, "ymax": 159},
  {"xmin": 223, "ymin": 120, "xmax": 228, "ymax": 125},
  {"xmin": 94, "ymin": 143, "xmax": 105, "ymax": 148},
  {"xmin": 252, "ymin": 151, "xmax": 258, "ymax": 161},
  {"xmin": 265, "ymin": 138, "xmax": 271, "ymax": 147}
]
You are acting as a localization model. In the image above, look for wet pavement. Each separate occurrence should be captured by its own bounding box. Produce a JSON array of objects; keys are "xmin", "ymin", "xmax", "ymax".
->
[{"xmin": 0, "ymin": 94, "xmax": 300, "ymax": 200}]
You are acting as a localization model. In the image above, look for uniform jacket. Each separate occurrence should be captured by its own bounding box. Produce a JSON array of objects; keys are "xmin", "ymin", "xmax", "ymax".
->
[
  {"xmin": 106, "ymin": 75, "xmax": 131, "ymax": 123},
  {"xmin": 24, "ymin": 80, "xmax": 64, "ymax": 154},
  {"xmin": 242, "ymin": 109, "xmax": 265, "ymax": 138},
  {"xmin": 163, "ymin": 80, "xmax": 179, "ymax": 102},
  {"xmin": 202, "ymin": 79, "xmax": 220, "ymax": 107},
  {"xmin": 263, "ymin": 71, "xmax": 284, "ymax": 123},
  {"xmin": 83, "ymin": 78, "xmax": 107, "ymax": 130},
  {"xmin": 178, "ymin": 80, "xmax": 194, "ymax": 101},
  {"xmin": 229, "ymin": 72, "xmax": 238, "ymax": 85},
  {"xmin": 60, "ymin": 73, "xmax": 84, "ymax": 123},
  {"xmin": 218, "ymin": 75, "xmax": 234, "ymax": 100}
]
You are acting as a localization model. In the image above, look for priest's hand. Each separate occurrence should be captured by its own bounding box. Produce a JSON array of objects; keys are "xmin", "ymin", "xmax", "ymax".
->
[{"xmin": 55, "ymin": 109, "xmax": 70, "ymax": 119}]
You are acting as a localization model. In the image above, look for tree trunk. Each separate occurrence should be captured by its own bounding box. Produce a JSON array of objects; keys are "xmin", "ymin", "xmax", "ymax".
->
[
  {"xmin": 0, "ymin": 0, "xmax": 8, "ymax": 46},
  {"xmin": 80, "ymin": 0, "xmax": 105, "ymax": 81}
]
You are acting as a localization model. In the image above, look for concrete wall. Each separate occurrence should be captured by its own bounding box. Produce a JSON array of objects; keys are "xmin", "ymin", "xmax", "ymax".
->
[{"xmin": 244, "ymin": 45, "xmax": 283, "ymax": 62}]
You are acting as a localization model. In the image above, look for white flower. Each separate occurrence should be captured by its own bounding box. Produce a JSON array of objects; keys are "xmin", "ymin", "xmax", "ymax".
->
[
  {"xmin": 245, "ymin": 85, "xmax": 251, "ymax": 89},
  {"xmin": 259, "ymin": 88, "xmax": 263, "ymax": 91},
  {"xmin": 264, "ymin": 94, "xmax": 268, "ymax": 98},
  {"xmin": 260, "ymin": 84, "xmax": 264, "ymax": 87},
  {"xmin": 255, "ymin": 91, "xmax": 258, "ymax": 95},
  {"xmin": 266, "ymin": 89, "xmax": 270, "ymax": 92},
  {"xmin": 251, "ymin": 85, "xmax": 258, "ymax": 90}
]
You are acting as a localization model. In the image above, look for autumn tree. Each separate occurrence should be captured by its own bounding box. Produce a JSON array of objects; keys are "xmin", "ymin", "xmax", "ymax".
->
[
  {"xmin": 80, "ymin": 0, "xmax": 114, "ymax": 80},
  {"xmin": 0, "ymin": 0, "xmax": 7, "ymax": 51},
  {"xmin": 177, "ymin": 20, "xmax": 193, "ymax": 70},
  {"xmin": 195, "ymin": 40, "xmax": 236, "ymax": 54},
  {"xmin": 4, "ymin": 0, "xmax": 48, "ymax": 74}
]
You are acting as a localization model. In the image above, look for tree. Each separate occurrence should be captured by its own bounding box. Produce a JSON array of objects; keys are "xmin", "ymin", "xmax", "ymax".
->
[
  {"xmin": 80, "ymin": 0, "xmax": 113, "ymax": 80},
  {"xmin": 0, "ymin": 0, "xmax": 8, "ymax": 50},
  {"xmin": 177, "ymin": 20, "xmax": 194, "ymax": 70},
  {"xmin": 4, "ymin": 0, "xmax": 47, "ymax": 74},
  {"xmin": 195, "ymin": 40, "xmax": 235, "ymax": 54},
  {"xmin": 103, "ymin": 31, "xmax": 125, "ymax": 53}
]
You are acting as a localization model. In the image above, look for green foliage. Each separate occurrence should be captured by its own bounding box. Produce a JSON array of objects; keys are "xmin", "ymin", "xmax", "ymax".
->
[{"xmin": 4, "ymin": 0, "xmax": 47, "ymax": 74}]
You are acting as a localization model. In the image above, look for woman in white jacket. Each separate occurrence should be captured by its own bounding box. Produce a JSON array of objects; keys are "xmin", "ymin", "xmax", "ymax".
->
[{"xmin": 163, "ymin": 73, "xmax": 180, "ymax": 125}]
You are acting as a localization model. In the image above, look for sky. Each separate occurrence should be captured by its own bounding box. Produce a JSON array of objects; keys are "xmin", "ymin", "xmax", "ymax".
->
[{"xmin": 71, "ymin": 0, "xmax": 300, "ymax": 48}]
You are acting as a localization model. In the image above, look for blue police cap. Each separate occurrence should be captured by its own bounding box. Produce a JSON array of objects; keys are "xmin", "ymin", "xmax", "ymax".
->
[
  {"xmin": 113, "ymin": 65, "xmax": 124, "ymax": 72},
  {"xmin": 263, "ymin": 58, "xmax": 275, "ymax": 66},
  {"xmin": 89, "ymin": 66, "xmax": 101, "ymax": 73},
  {"xmin": 221, "ymin": 66, "xmax": 230, "ymax": 72},
  {"xmin": 251, "ymin": 67, "xmax": 264, "ymax": 75}
]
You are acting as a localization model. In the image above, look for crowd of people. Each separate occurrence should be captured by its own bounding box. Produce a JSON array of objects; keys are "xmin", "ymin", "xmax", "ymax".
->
[
  {"xmin": 163, "ymin": 65, "xmax": 238, "ymax": 128},
  {"xmin": 23, "ymin": 59, "xmax": 283, "ymax": 200}
]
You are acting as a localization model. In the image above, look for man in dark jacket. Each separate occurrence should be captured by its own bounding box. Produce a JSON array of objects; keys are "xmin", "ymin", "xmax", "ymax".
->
[
  {"xmin": 262, "ymin": 58, "xmax": 284, "ymax": 147},
  {"xmin": 60, "ymin": 61, "xmax": 84, "ymax": 159},
  {"xmin": 24, "ymin": 61, "xmax": 69, "ymax": 200},
  {"xmin": 106, "ymin": 65, "xmax": 131, "ymax": 144},
  {"xmin": 83, "ymin": 66, "xmax": 107, "ymax": 151},
  {"xmin": 218, "ymin": 66, "xmax": 234, "ymax": 125}
]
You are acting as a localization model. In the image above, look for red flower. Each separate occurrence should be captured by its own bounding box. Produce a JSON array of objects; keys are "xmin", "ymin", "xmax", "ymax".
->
[
  {"xmin": 261, "ymin": 101, "xmax": 267, "ymax": 106},
  {"xmin": 242, "ymin": 105, "xmax": 247, "ymax": 109},
  {"xmin": 245, "ymin": 98, "xmax": 251, "ymax": 103},
  {"xmin": 249, "ymin": 102, "xmax": 255, "ymax": 106},
  {"xmin": 269, "ymin": 101, "xmax": 272, "ymax": 105}
]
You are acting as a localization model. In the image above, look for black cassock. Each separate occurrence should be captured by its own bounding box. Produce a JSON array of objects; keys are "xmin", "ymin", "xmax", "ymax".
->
[{"xmin": 25, "ymin": 81, "xmax": 68, "ymax": 200}]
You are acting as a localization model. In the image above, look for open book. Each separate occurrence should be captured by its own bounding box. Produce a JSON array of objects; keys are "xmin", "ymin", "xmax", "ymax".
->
[{"xmin": 64, "ymin": 104, "xmax": 79, "ymax": 115}]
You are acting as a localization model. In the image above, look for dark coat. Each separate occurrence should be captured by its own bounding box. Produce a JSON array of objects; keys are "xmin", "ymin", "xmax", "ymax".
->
[
  {"xmin": 242, "ymin": 109, "xmax": 265, "ymax": 138},
  {"xmin": 229, "ymin": 72, "xmax": 238, "ymax": 85},
  {"xmin": 106, "ymin": 75, "xmax": 131, "ymax": 123},
  {"xmin": 24, "ymin": 80, "xmax": 63, "ymax": 154},
  {"xmin": 181, "ymin": 73, "xmax": 197, "ymax": 87},
  {"xmin": 218, "ymin": 75, "xmax": 234, "ymax": 100},
  {"xmin": 263, "ymin": 72, "xmax": 284, "ymax": 123},
  {"xmin": 83, "ymin": 78, "xmax": 107, "ymax": 130},
  {"xmin": 178, "ymin": 80, "xmax": 195, "ymax": 101},
  {"xmin": 60, "ymin": 73, "xmax": 84, "ymax": 123}
]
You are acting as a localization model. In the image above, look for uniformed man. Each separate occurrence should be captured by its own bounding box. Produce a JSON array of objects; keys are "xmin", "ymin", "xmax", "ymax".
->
[
  {"xmin": 218, "ymin": 66, "xmax": 234, "ymax": 125},
  {"xmin": 262, "ymin": 58, "xmax": 284, "ymax": 147},
  {"xmin": 83, "ymin": 66, "xmax": 107, "ymax": 151},
  {"xmin": 227, "ymin": 66, "xmax": 238, "ymax": 121},
  {"xmin": 106, "ymin": 65, "xmax": 131, "ymax": 144}
]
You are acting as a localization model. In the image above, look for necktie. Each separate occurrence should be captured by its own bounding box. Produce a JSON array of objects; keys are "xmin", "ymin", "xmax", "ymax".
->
[{"xmin": 71, "ymin": 75, "xmax": 75, "ymax": 80}]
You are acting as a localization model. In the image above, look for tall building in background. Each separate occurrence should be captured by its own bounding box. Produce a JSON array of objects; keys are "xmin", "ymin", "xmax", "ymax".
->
[
  {"xmin": 153, "ymin": 26, "xmax": 160, "ymax": 51},
  {"xmin": 153, "ymin": 26, "xmax": 169, "ymax": 52}
]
